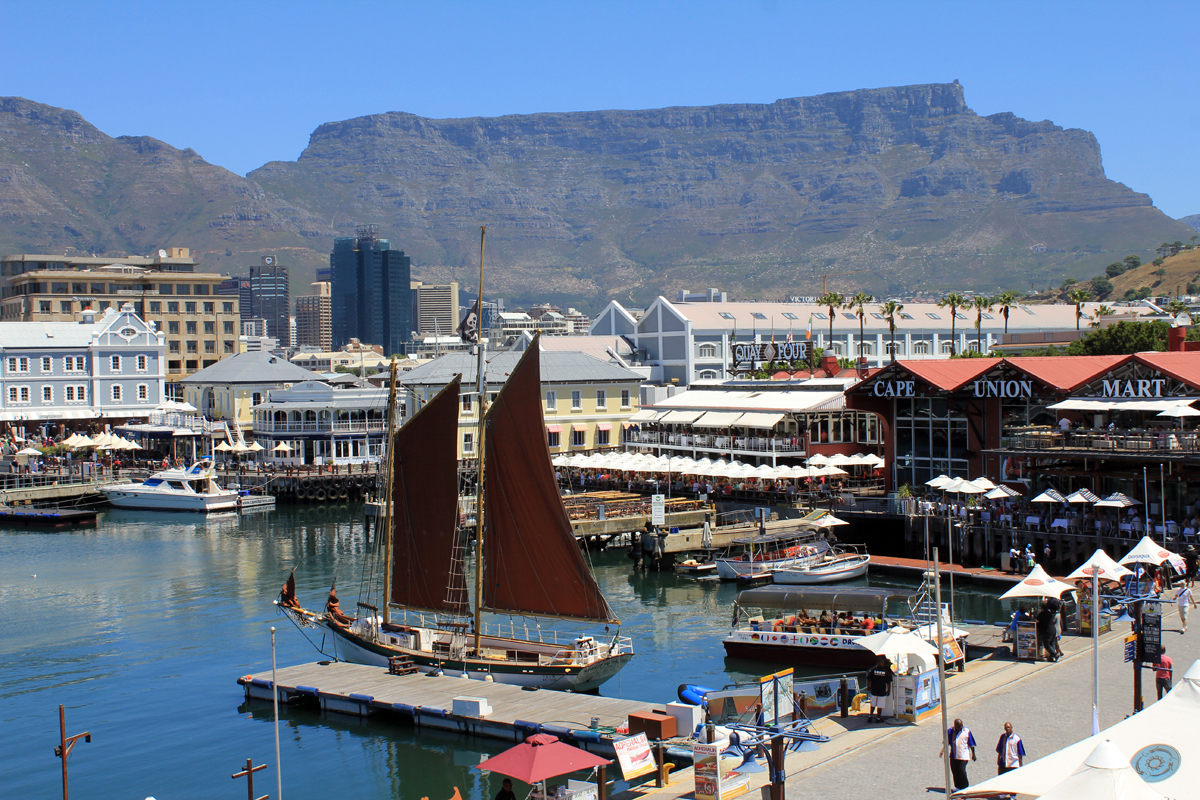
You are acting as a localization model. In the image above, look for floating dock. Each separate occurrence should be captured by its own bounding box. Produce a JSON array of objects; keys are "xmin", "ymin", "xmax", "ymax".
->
[
  {"xmin": 238, "ymin": 661, "xmax": 656, "ymax": 755},
  {"xmin": 0, "ymin": 506, "xmax": 98, "ymax": 527}
]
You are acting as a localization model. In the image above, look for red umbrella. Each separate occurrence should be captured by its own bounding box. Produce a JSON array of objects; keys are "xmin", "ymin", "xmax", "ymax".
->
[{"xmin": 476, "ymin": 733, "xmax": 611, "ymax": 785}]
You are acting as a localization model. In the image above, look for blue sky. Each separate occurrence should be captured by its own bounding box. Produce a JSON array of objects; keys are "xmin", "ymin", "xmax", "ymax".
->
[{"xmin": 7, "ymin": 1, "xmax": 1198, "ymax": 218}]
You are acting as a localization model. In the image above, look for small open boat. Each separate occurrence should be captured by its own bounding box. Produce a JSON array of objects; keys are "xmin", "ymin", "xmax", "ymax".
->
[{"xmin": 773, "ymin": 545, "xmax": 870, "ymax": 585}]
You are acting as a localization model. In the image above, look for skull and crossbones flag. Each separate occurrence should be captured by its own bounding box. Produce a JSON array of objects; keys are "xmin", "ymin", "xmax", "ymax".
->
[{"xmin": 457, "ymin": 299, "xmax": 481, "ymax": 343}]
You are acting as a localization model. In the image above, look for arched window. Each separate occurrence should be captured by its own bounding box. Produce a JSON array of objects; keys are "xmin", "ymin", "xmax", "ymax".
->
[
  {"xmin": 912, "ymin": 341, "xmax": 930, "ymax": 355},
  {"xmin": 699, "ymin": 370, "xmax": 718, "ymax": 379},
  {"xmin": 885, "ymin": 342, "xmax": 902, "ymax": 355},
  {"xmin": 698, "ymin": 343, "xmax": 717, "ymax": 358},
  {"xmin": 829, "ymin": 343, "xmax": 843, "ymax": 355},
  {"xmin": 857, "ymin": 342, "xmax": 873, "ymax": 356},
  {"xmin": 940, "ymin": 341, "xmax": 955, "ymax": 355},
  {"xmin": 967, "ymin": 340, "xmax": 981, "ymax": 352}
]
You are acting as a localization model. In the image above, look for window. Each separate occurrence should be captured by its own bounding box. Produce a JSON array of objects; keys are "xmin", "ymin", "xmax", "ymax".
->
[
  {"xmin": 176, "ymin": 284, "xmax": 190, "ymax": 296},
  {"xmin": 39, "ymin": 301, "xmax": 51, "ymax": 313},
  {"xmin": 813, "ymin": 312, "xmax": 827, "ymax": 320},
  {"xmin": 64, "ymin": 356, "xmax": 85, "ymax": 372},
  {"xmin": 158, "ymin": 283, "xmax": 173, "ymax": 295},
  {"xmin": 168, "ymin": 321, "xmax": 180, "ymax": 334},
  {"xmin": 223, "ymin": 321, "xmax": 234, "ymax": 334},
  {"xmin": 941, "ymin": 341, "xmax": 955, "ymax": 354},
  {"xmin": 699, "ymin": 370, "xmax": 719, "ymax": 379},
  {"xmin": 222, "ymin": 302, "xmax": 234, "ymax": 315},
  {"xmin": 981, "ymin": 313, "xmax": 994, "ymax": 320},
  {"xmin": 463, "ymin": 432, "xmax": 475, "ymax": 453},
  {"xmin": 462, "ymin": 393, "xmax": 474, "ymax": 413},
  {"xmin": 203, "ymin": 321, "xmax": 215, "ymax": 334},
  {"xmin": 751, "ymin": 312, "xmax": 767, "ymax": 320},
  {"xmin": 926, "ymin": 312, "xmax": 940, "ymax": 319},
  {"xmin": 870, "ymin": 312, "xmax": 884, "ymax": 320},
  {"xmin": 885, "ymin": 341, "xmax": 903, "ymax": 355},
  {"xmin": 223, "ymin": 340, "xmax": 235, "ymax": 353},
  {"xmin": 169, "ymin": 340, "xmax": 181, "ymax": 353},
  {"xmin": 842, "ymin": 313, "xmax": 856, "ymax": 320},
  {"xmin": 545, "ymin": 391, "xmax": 556, "ymax": 411},
  {"xmin": 111, "ymin": 384, "xmax": 122, "ymax": 401},
  {"xmin": 90, "ymin": 283, "xmax": 105, "ymax": 294},
  {"xmin": 572, "ymin": 428, "xmax": 586, "ymax": 447},
  {"xmin": 185, "ymin": 302, "xmax": 196, "ymax": 314},
  {"xmin": 829, "ymin": 343, "xmax": 843, "ymax": 355},
  {"xmin": 149, "ymin": 301, "xmax": 162, "ymax": 314},
  {"xmin": 8, "ymin": 386, "xmax": 30, "ymax": 403},
  {"xmin": 204, "ymin": 340, "xmax": 215, "ymax": 353},
  {"xmin": 194, "ymin": 284, "xmax": 209, "ymax": 296},
  {"xmin": 547, "ymin": 430, "xmax": 560, "ymax": 448},
  {"xmin": 621, "ymin": 389, "xmax": 631, "ymax": 409},
  {"xmin": 597, "ymin": 428, "xmax": 610, "ymax": 446},
  {"xmin": 110, "ymin": 355, "xmax": 121, "ymax": 372},
  {"xmin": 41, "ymin": 357, "xmax": 52, "ymax": 372},
  {"xmin": 955, "ymin": 313, "xmax": 968, "ymax": 321},
  {"xmin": 186, "ymin": 341, "xmax": 198, "ymax": 353},
  {"xmin": 186, "ymin": 360, "xmax": 198, "ymax": 371},
  {"xmin": 571, "ymin": 390, "xmax": 582, "ymax": 410},
  {"xmin": 782, "ymin": 312, "xmax": 798, "ymax": 320},
  {"xmin": 913, "ymin": 341, "xmax": 930, "ymax": 355},
  {"xmin": 167, "ymin": 301, "xmax": 179, "ymax": 314},
  {"xmin": 204, "ymin": 302, "xmax": 214, "ymax": 314},
  {"xmin": 186, "ymin": 321, "xmax": 197, "ymax": 335},
  {"xmin": 967, "ymin": 340, "xmax": 981, "ymax": 352},
  {"xmin": 596, "ymin": 389, "xmax": 606, "ymax": 409},
  {"xmin": 900, "ymin": 312, "xmax": 914, "ymax": 320},
  {"xmin": 698, "ymin": 343, "xmax": 717, "ymax": 358},
  {"xmin": 857, "ymin": 342, "xmax": 873, "ymax": 356},
  {"xmin": 136, "ymin": 355, "xmax": 147, "ymax": 371},
  {"xmin": 65, "ymin": 386, "xmax": 74, "ymax": 401},
  {"xmin": 60, "ymin": 301, "xmax": 72, "ymax": 314},
  {"xmin": 42, "ymin": 386, "xmax": 52, "ymax": 402},
  {"xmin": 98, "ymin": 301, "xmax": 110, "ymax": 311},
  {"xmin": 718, "ymin": 312, "xmax": 735, "ymax": 320},
  {"xmin": 7, "ymin": 357, "xmax": 29, "ymax": 373}
]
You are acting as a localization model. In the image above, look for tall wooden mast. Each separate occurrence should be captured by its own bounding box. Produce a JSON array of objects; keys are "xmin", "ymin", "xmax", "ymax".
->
[
  {"xmin": 472, "ymin": 226, "xmax": 487, "ymax": 655},
  {"xmin": 381, "ymin": 358, "xmax": 399, "ymax": 625}
]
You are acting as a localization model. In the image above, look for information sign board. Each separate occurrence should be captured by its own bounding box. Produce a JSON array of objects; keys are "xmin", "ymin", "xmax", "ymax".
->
[
  {"xmin": 759, "ymin": 668, "xmax": 794, "ymax": 725},
  {"xmin": 651, "ymin": 494, "xmax": 665, "ymax": 526},
  {"xmin": 1141, "ymin": 611, "xmax": 1162, "ymax": 662},
  {"xmin": 613, "ymin": 733, "xmax": 654, "ymax": 780},
  {"xmin": 1124, "ymin": 634, "xmax": 1137, "ymax": 663},
  {"xmin": 1014, "ymin": 621, "xmax": 1038, "ymax": 661}
]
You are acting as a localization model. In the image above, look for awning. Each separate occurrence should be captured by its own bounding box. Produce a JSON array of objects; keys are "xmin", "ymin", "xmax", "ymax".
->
[
  {"xmin": 572, "ymin": 423, "xmax": 587, "ymax": 432},
  {"xmin": 620, "ymin": 422, "xmax": 635, "ymax": 429},
  {"xmin": 692, "ymin": 411, "xmax": 744, "ymax": 428},
  {"xmin": 1049, "ymin": 397, "xmax": 1200, "ymax": 412},
  {"xmin": 736, "ymin": 412, "xmax": 785, "ymax": 429},
  {"xmin": 628, "ymin": 408, "xmax": 664, "ymax": 423},
  {"xmin": 595, "ymin": 422, "xmax": 612, "ymax": 431},
  {"xmin": 660, "ymin": 409, "xmax": 705, "ymax": 424},
  {"xmin": 546, "ymin": 424, "xmax": 562, "ymax": 433}
]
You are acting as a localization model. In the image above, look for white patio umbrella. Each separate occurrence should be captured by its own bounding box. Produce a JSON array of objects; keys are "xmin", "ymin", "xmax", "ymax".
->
[
  {"xmin": 16, "ymin": 446, "xmax": 42, "ymax": 456},
  {"xmin": 231, "ymin": 442, "xmax": 251, "ymax": 453},
  {"xmin": 854, "ymin": 626, "xmax": 939, "ymax": 657},
  {"xmin": 806, "ymin": 454, "xmax": 829, "ymax": 466},
  {"xmin": 970, "ymin": 477, "xmax": 997, "ymax": 490},
  {"xmin": 1094, "ymin": 492, "xmax": 1141, "ymax": 508},
  {"xmin": 926, "ymin": 474, "xmax": 955, "ymax": 489},
  {"xmin": 945, "ymin": 477, "xmax": 987, "ymax": 494},
  {"xmin": 1065, "ymin": 488, "xmax": 1101, "ymax": 504},
  {"xmin": 1066, "ymin": 550, "xmax": 1133, "ymax": 583},
  {"xmin": 62, "ymin": 434, "xmax": 81, "ymax": 447},
  {"xmin": 551, "ymin": 455, "xmax": 570, "ymax": 467},
  {"xmin": 1032, "ymin": 740, "xmax": 1165, "ymax": 800},
  {"xmin": 213, "ymin": 441, "xmax": 233, "ymax": 452},
  {"xmin": 71, "ymin": 434, "xmax": 95, "ymax": 448},
  {"xmin": 1000, "ymin": 564, "xmax": 1076, "ymax": 600},
  {"xmin": 1157, "ymin": 405, "xmax": 1200, "ymax": 418},
  {"xmin": 817, "ymin": 465, "xmax": 849, "ymax": 477},
  {"xmin": 1031, "ymin": 488, "xmax": 1067, "ymax": 504},
  {"xmin": 1119, "ymin": 536, "xmax": 1176, "ymax": 567},
  {"xmin": 273, "ymin": 442, "xmax": 294, "ymax": 453},
  {"xmin": 248, "ymin": 442, "xmax": 265, "ymax": 452},
  {"xmin": 985, "ymin": 485, "xmax": 1022, "ymax": 499},
  {"xmin": 825, "ymin": 453, "xmax": 853, "ymax": 466}
]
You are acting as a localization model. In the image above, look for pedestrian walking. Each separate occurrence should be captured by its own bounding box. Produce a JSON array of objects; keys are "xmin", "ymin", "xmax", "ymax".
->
[
  {"xmin": 1035, "ymin": 600, "xmax": 1058, "ymax": 662},
  {"xmin": 938, "ymin": 718, "xmax": 976, "ymax": 790},
  {"xmin": 866, "ymin": 655, "xmax": 894, "ymax": 723},
  {"xmin": 1178, "ymin": 585, "xmax": 1195, "ymax": 633},
  {"xmin": 995, "ymin": 722, "xmax": 1025, "ymax": 774},
  {"xmin": 1154, "ymin": 647, "xmax": 1173, "ymax": 700}
]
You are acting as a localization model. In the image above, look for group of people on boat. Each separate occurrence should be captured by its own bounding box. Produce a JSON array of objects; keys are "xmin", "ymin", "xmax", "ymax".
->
[
  {"xmin": 751, "ymin": 610, "xmax": 881, "ymax": 635},
  {"xmin": 277, "ymin": 571, "xmax": 355, "ymax": 629}
]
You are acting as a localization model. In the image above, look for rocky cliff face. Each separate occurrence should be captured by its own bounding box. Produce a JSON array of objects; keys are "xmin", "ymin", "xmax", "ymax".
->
[{"xmin": 0, "ymin": 86, "xmax": 1192, "ymax": 305}]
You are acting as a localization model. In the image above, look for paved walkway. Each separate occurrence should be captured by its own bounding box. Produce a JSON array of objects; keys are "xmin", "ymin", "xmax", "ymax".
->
[{"xmin": 618, "ymin": 590, "xmax": 1197, "ymax": 799}]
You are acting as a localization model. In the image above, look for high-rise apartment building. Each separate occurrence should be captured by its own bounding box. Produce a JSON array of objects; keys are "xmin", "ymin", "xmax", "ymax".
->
[
  {"xmin": 330, "ymin": 226, "xmax": 411, "ymax": 355},
  {"xmin": 295, "ymin": 281, "xmax": 332, "ymax": 351},
  {"xmin": 0, "ymin": 248, "xmax": 239, "ymax": 381},
  {"xmin": 249, "ymin": 255, "xmax": 289, "ymax": 344},
  {"xmin": 217, "ymin": 278, "xmax": 253, "ymax": 324},
  {"xmin": 412, "ymin": 281, "xmax": 460, "ymax": 337}
]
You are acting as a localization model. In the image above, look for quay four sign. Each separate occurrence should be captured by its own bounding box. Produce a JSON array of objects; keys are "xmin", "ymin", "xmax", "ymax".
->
[{"xmin": 732, "ymin": 341, "xmax": 811, "ymax": 366}]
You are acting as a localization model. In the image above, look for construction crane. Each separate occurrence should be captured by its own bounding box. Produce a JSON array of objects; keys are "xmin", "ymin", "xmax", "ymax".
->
[{"xmin": 819, "ymin": 269, "xmax": 866, "ymax": 294}]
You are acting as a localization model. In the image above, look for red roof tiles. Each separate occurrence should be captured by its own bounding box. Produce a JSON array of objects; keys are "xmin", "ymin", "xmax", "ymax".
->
[
  {"xmin": 1004, "ymin": 355, "xmax": 1130, "ymax": 392},
  {"xmin": 1133, "ymin": 352, "xmax": 1200, "ymax": 388},
  {"xmin": 893, "ymin": 358, "xmax": 1004, "ymax": 392}
]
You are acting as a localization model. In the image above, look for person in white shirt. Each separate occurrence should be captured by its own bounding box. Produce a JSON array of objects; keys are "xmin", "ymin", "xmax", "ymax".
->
[
  {"xmin": 995, "ymin": 722, "xmax": 1025, "ymax": 775},
  {"xmin": 1178, "ymin": 585, "xmax": 1196, "ymax": 633},
  {"xmin": 938, "ymin": 718, "xmax": 977, "ymax": 790}
]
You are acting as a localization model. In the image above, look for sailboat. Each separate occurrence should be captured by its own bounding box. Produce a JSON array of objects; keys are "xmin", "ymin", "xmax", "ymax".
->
[{"xmin": 279, "ymin": 229, "xmax": 633, "ymax": 692}]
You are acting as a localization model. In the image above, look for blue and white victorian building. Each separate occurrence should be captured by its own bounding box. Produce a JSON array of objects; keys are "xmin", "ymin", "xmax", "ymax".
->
[{"xmin": 0, "ymin": 303, "xmax": 165, "ymax": 425}]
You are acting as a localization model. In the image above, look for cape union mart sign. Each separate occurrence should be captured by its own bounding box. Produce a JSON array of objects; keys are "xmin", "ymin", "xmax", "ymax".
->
[
  {"xmin": 869, "ymin": 378, "xmax": 1035, "ymax": 398},
  {"xmin": 732, "ymin": 341, "xmax": 811, "ymax": 366}
]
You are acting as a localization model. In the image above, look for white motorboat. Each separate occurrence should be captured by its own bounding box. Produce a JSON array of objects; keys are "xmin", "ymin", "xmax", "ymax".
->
[
  {"xmin": 774, "ymin": 546, "xmax": 871, "ymax": 585},
  {"xmin": 103, "ymin": 459, "xmax": 239, "ymax": 512},
  {"xmin": 714, "ymin": 532, "xmax": 827, "ymax": 580}
]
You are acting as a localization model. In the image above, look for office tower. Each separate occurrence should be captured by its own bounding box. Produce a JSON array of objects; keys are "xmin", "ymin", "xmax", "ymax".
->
[
  {"xmin": 249, "ymin": 255, "xmax": 289, "ymax": 345},
  {"xmin": 296, "ymin": 281, "xmax": 332, "ymax": 351},
  {"xmin": 216, "ymin": 278, "xmax": 253, "ymax": 324},
  {"xmin": 413, "ymin": 281, "xmax": 460, "ymax": 337},
  {"xmin": 330, "ymin": 225, "xmax": 412, "ymax": 355}
]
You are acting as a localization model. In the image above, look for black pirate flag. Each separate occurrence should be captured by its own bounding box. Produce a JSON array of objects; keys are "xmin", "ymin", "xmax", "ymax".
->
[{"xmin": 457, "ymin": 299, "xmax": 481, "ymax": 343}]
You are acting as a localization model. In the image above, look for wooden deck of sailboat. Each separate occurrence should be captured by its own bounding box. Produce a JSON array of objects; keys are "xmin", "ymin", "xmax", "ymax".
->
[{"xmin": 239, "ymin": 660, "xmax": 657, "ymax": 749}]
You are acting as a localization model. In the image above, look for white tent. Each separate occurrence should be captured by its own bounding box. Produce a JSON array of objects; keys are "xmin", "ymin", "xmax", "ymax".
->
[
  {"xmin": 962, "ymin": 661, "xmax": 1200, "ymax": 798},
  {"xmin": 1120, "ymin": 536, "xmax": 1176, "ymax": 567},
  {"xmin": 16, "ymin": 446, "xmax": 42, "ymax": 456},
  {"xmin": 970, "ymin": 476, "xmax": 997, "ymax": 490},
  {"xmin": 1066, "ymin": 549, "xmax": 1133, "ymax": 583},
  {"xmin": 1065, "ymin": 488, "xmax": 1102, "ymax": 504},
  {"xmin": 1032, "ymin": 488, "xmax": 1067, "ymax": 504},
  {"xmin": 985, "ymin": 485, "xmax": 1023, "ymax": 499},
  {"xmin": 1036, "ymin": 740, "xmax": 1165, "ymax": 800},
  {"xmin": 854, "ymin": 627, "xmax": 938, "ymax": 658},
  {"xmin": 1000, "ymin": 564, "xmax": 1076, "ymax": 600},
  {"xmin": 926, "ymin": 474, "xmax": 955, "ymax": 489},
  {"xmin": 273, "ymin": 442, "xmax": 294, "ymax": 453},
  {"xmin": 1095, "ymin": 492, "xmax": 1141, "ymax": 508}
]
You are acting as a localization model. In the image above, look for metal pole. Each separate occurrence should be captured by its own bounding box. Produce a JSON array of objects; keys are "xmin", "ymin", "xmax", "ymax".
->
[
  {"xmin": 1092, "ymin": 570, "xmax": 1100, "ymax": 734},
  {"xmin": 934, "ymin": 547, "xmax": 952, "ymax": 798},
  {"xmin": 1160, "ymin": 463, "xmax": 1167, "ymax": 544},
  {"xmin": 60, "ymin": 704, "xmax": 68, "ymax": 800},
  {"xmin": 1133, "ymin": 594, "xmax": 1144, "ymax": 713},
  {"xmin": 947, "ymin": 509, "xmax": 955, "ymax": 623},
  {"xmin": 271, "ymin": 627, "xmax": 281, "ymax": 800}
]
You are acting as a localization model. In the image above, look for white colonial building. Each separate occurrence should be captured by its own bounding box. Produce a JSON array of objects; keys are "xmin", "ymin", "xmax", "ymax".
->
[
  {"xmin": 251, "ymin": 381, "xmax": 391, "ymax": 466},
  {"xmin": 0, "ymin": 304, "xmax": 165, "ymax": 425},
  {"xmin": 590, "ymin": 297, "xmax": 1115, "ymax": 386}
]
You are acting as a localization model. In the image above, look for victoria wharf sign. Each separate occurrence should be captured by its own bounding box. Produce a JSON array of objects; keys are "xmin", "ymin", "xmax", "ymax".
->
[{"xmin": 732, "ymin": 341, "xmax": 811, "ymax": 366}]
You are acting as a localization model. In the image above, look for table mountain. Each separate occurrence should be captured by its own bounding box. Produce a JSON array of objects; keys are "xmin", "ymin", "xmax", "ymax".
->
[{"xmin": 1, "ymin": 85, "xmax": 1193, "ymax": 306}]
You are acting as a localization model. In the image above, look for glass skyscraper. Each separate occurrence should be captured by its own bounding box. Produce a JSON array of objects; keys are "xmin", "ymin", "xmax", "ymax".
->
[{"xmin": 330, "ymin": 225, "xmax": 412, "ymax": 355}]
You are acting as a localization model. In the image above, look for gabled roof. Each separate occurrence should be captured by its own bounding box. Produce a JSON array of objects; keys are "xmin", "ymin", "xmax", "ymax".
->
[
  {"xmin": 1004, "ymin": 355, "xmax": 1130, "ymax": 393},
  {"xmin": 1133, "ymin": 352, "xmax": 1200, "ymax": 388},
  {"xmin": 891, "ymin": 358, "xmax": 1003, "ymax": 392},
  {"xmin": 399, "ymin": 350, "xmax": 642, "ymax": 386},
  {"xmin": 180, "ymin": 350, "xmax": 325, "ymax": 384}
]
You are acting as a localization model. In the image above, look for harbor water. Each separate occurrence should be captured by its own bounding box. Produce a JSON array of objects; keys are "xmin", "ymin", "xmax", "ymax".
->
[{"xmin": 0, "ymin": 504, "xmax": 1009, "ymax": 799}]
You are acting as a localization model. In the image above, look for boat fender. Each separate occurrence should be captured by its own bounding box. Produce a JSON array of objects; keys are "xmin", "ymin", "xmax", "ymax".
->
[
  {"xmin": 541, "ymin": 724, "xmax": 571, "ymax": 738},
  {"xmin": 419, "ymin": 705, "xmax": 449, "ymax": 718},
  {"xmin": 349, "ymin": 693, "xmax": 374, "ymax": 704},
  {"xmin": 315, "ymin": 489, "xmax": 327, "ymax": 501},
  {"xmin": 572, "ymin": 730, "xmax": 602, "ymax": 743},
  {"xmin": 249, "ymin": 678, "xmax": 274, "ymax": 689},
  {"xmin": 294, "ymin": 686, "xmax": 320, "ymax": 696},
  {"xmin": 239, "ymin": 675, "xmax": 254, "ymax": 685},
  {"xmin": 391, "ymin": 703, "xmax": 417, "ymax": 717},
  {"xmin": 513, "ymin": 720, "xmax": 541, "ymax": 734},
  {"xmin": 300, "ymin": 478, "xmax": 311, "ymax": 489}
]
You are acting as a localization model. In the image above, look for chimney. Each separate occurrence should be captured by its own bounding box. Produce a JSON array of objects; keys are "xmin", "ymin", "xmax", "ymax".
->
[
  {"xmin": 820, "ymin": 354, "xmax": 840, "ymax": 375},
  {"xmin": 81, "ymin": 308, "xmax": 95, "ymax": 325},
  {"xmin": 1169, "ymin": 326, "xmax": 1186, "ymax": 352}
]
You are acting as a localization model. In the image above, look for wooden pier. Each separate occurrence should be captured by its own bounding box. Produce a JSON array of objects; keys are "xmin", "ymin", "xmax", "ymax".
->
[{"xmin": 238, "ymin": 661, "xmax": 657, "ymax": 755}]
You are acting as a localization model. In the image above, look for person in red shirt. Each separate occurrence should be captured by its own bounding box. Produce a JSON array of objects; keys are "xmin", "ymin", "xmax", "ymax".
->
[{"xmin": 1155, "ymin": 647, "xmax": 1173, "ymax": 700}]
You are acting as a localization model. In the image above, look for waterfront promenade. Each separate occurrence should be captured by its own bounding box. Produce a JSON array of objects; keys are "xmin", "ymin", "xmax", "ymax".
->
[{"xmin": 621, "ymin": 598, "xmax": 1195, "ymax": 799}]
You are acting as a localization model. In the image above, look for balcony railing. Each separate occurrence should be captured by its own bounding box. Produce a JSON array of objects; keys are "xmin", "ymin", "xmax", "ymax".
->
[
  {"xmin": 256, "ymin": 419, "xmax": 385, "ymax": 434},
  {"xmin": 624, "ymin": 430, "xmax": 805, "ymax": 455},
  {"xmin": 997, "ymin": 428, "xmax": 1200, "ymax": 457}
]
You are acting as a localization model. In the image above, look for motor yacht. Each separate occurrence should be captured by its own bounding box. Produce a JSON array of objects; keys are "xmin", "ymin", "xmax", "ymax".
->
[{"xmin": 103, "ymin": 459, "xmax": 239, "ymax": 512}]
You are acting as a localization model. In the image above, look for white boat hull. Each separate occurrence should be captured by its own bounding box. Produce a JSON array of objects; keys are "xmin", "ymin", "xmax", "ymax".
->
[
  {"xmin": 716, "ymin": 552, "xmax": 824, "ymax": 580},
  {"xmin": 773, "ymin": 555, "xmax": 871, "ymax": 585},
  {"xmin": 103, "ymin": 485, "xmax": 239, "ymax": 512}
]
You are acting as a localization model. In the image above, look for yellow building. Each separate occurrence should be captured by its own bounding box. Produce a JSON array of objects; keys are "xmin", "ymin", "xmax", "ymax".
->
[
  {"xmin": 180, "ymin": 350, "xmax": 325, "ymax": 431},
  {"xmin": 400, "ymin": 350, "xmax": 644, "ymax": 459}
]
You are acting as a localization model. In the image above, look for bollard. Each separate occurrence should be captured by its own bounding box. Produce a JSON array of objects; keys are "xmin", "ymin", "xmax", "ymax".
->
[{"xmin": 839, "ymin": 678, "xmax": 849, "ymax": 717}]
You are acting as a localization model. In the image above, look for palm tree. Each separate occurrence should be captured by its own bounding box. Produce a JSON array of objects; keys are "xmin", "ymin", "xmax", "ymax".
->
[
  {"xmin": 817, "ymin": 291, "xmax": 844, "ymax": 357},
  {"xmin": 880, "ymin": 300, "xmax": 904, "ymax": 362},
  {"xmin": 994, "ymin": 291, "xmax": 1021, "ymax": 335},
  {"xmin": 1067, "ymin": 287, "xmax": 1091, "ymax": 331},
  {"xmin": 1168, "ymin": 299, "xmax": 1189, "ymax": 316},
  {"xmin": 1089, "ymin": 304, "xmax": 1115, "ymax": 329},
  {"xmin": 971, "ymin": 295, "xmax": 994, "ymax": 354},
  {"xmin": 938, "ymin": 292, "xmax": 967, "ymax": 355},
  {"xmin": 846, "ymin": 291, "xmax": 871, "ymax": 362}
]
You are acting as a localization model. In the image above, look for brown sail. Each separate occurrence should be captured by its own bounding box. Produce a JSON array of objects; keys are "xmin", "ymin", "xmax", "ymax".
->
[
  {"xmin": 482, "ymin": 344, "xmax": 619, "ymax": 623},
  {"xmin": 390, "ymin": 376, "xmax": 468, "ymax": 614}
]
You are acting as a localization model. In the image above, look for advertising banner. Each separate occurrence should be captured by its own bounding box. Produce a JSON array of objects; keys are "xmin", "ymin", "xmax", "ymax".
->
[{"xmin": 613, "ymin": 733, "xmax": 654, "ymax": 781}]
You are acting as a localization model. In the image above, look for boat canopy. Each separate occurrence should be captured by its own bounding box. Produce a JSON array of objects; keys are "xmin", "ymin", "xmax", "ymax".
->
[
  {"xmin": 735, "ymin": 586, "xmax": 912, "ymax": 613},
  {"xmin": 727, "ymin": 528, "xmax": 821, "ymax": 546}
]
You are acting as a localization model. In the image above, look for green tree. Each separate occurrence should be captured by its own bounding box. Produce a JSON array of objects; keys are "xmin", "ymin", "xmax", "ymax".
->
[
  {"xmin": 1106, "ymin": 262, "xmax": 1126, "ymax": 278},
  {"xmin": 994, "ymin": 291, "xmax": 1021, "ymax": 334},
  {"xmin": 971, "ymin": 295, "xmax": 993, "ymax": 353},
  {"xmin": 1154, "ymin": 268, "xmax": 1167, "ymax": 277},
  {"xmin": 879, "ymin": 299, "xmax": 904, "ymax": 362},
  {"xmin": 1065, "ymin": 320, "xmax": 1175, "ymax": 355},
  {"xmin": 1091, "ymin": 275, "xmax": 1115, "ymax": 297},
  {"xmin": 1168, "ymin": 300, "xmax": 1189, "ymax": 316},
  {"xmin": 1153, "ymin": 257, "xmax": 1165, "ymax": 267},
  {"xmin": 817, "ymin": 291, "xmax": 844, "ymax": 356},
  {"xmin": 1067, "ymin": 287, "xmax": 1091, "ymax": 331},
  {"xmin": 845, "ymin": 291, "xmax": 871, "ymax": 362},
  {"xmin": 938, "ymin": 292, "xmax": 967, "ymax": 355},
  {"xmin": 1123, "ymin": 255, "xmax": 1142, "ymax": 271},
  {"xmin": 1089, "ymin": 304, "xmax": 1115, "ymax": 329}
]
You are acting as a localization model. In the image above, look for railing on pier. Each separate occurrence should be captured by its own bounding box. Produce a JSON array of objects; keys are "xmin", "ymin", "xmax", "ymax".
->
[
  {"xmin": 998, "ymin": 427, "xmax": 1200, "ymax": 457},
  {"xmin": 624, "ymin": 430, "xmax": 805, "ymax": 456}
]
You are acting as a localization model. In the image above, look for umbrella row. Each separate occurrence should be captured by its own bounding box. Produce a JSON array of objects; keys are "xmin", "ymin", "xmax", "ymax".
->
[
  {"xmin": 1001, "ymin": 534, "xmax": 1183, "ymax": 600},
  {"xmin": 807, "ymin": 452, "xmax": 884, "ymax": 467},
  {"xmin": 62, "ymin": 432, "xmax": 142, "ymax": 451},
  {"xmin": 551, "ymin": 452, "xmax": 849, "ymax": 480}
]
